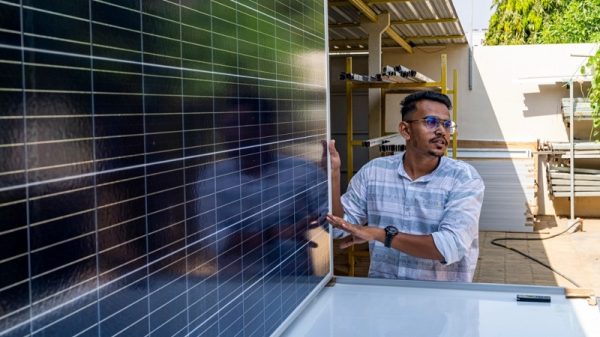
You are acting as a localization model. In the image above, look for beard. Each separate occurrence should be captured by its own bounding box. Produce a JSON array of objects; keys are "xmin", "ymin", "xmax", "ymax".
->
[
  {"xmin": 428, "ymin": 149, "xmax": 444, "ymax": 157},
  {"xmin": 427, "ymin": 136, "xmax": 448, "ymax": 157}
]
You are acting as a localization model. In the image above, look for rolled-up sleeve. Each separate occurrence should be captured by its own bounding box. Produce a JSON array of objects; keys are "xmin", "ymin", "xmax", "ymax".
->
[
  {"xmin": 332, "ymin": 165, "xmax": 370, "ymax": 238},
  {"xmin": 431, "ymin": 175, "xmax": 484, "ymax": 265}
]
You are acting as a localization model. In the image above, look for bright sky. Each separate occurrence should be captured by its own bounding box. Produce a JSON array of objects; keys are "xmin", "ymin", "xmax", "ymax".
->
[
  {"xmin": 453, "ymin": 0, "xmax": 494, "ymax": 32},
  {"xmin": 452, "ymin": 0, "xmax": 494, "ymax": 45}
]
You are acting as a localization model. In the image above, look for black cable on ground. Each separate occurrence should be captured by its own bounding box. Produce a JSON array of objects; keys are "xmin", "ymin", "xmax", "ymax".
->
[{"xmin": 490, "ymin": 219, "xmax": 582, "ymax": 288}]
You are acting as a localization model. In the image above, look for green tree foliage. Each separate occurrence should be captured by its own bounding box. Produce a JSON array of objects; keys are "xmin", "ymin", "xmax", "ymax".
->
[
  {"xmin": 485, "ymin": 0, "xmax": 562, "ymax": 45},
  {"xmin": 485, "ymin": 0, "xmax": 600, "ymax": 140},
  {"xmin": 541, "ymin": 0, "xmax": 600, "ymax": 43},
  {"xmin": 585, "ymin": 49, "xmax": 600, "ymax": 139},
  {"xmin": 485, "ymin": 0, "xmax": 600, "ymax": 45}
]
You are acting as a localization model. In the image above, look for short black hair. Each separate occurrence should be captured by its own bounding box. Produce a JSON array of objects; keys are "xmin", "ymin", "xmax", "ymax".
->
[{"xmin": 400, "ymin": 90, "xmax": 452, "ymax": 119}]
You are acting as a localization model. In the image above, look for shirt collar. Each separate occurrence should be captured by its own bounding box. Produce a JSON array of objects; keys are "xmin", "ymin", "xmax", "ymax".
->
[{"xmin": 397, "ymin": 153, "xmax": 446, "ymax": 182}]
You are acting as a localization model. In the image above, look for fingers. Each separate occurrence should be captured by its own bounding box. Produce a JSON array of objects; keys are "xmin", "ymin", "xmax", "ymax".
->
[
  {"xmin": 339, "ymin": 240, "xmax": 353, "ymax": 249},
  {"xmin": 326, "ymin": 214, "xmax": 350, "ymax": 231},
  {"xmin": 328, "ymin": 139, "xmax": 338, "ymax": 155},
  {"xmin": 339, "ymin": 236, "xmax": 367, "ymax": 249},
  {"xmin": 322, "ymin": 139, "xmax": 338, "ymax": 155}
]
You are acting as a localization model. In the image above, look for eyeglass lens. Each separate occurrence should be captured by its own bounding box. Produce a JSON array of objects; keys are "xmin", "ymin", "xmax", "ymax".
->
[{"xmin": 423, "ymin": 116, "xmax": 455, "ymax": 132}]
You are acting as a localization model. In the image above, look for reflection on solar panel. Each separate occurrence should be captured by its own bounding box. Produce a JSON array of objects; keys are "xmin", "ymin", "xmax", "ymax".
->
[{"xmin": 0, "ymin": 1, "xmax": 330, "ymax": 336}]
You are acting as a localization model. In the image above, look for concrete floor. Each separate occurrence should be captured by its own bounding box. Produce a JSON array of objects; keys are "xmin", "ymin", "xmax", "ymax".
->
[
  {"xmin": 334, "ymin": 215, "xmax": 600, "ymax": 296},
  {"xmin": 473, "ymin": 215, "xmax": 600, "ymax": 295}
]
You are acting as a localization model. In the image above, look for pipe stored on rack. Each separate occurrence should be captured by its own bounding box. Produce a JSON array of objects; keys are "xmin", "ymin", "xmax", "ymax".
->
[
  {"xmin": 340, "ymin": 72, "xmax": 378, "ymax": 82},
  {"xmin": 551, "ymin": 142, "xmax": 600, "ymax": 151},
  {"xmin": 362, "ymin": 134, "xmax": 404, "ymax": 147}
]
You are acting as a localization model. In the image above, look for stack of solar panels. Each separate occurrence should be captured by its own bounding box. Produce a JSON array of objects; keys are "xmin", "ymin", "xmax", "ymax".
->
[
  {"xmin": 547, "ymin": 142, "xmax": 600, "ymax": 159},
  {"xmin": 540, "ymin": 141, "xmax": 600, "ymax": 197},
  {"xmin": 548, "ymin": 165, "xmax": 600, "ymax": 197},
  {"xmin": 561, "ymin": 97, "xmax": 592, "ymax": 121}
]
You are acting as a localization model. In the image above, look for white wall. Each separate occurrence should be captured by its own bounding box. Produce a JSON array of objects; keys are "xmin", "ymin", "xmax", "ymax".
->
[{"xmin": 382, "ymin": 43, "xmax": 598, "ymax": 143}]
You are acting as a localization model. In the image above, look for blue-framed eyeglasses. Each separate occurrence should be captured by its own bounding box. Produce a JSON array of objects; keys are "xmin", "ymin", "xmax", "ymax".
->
[{"xmin": 404, "ymin": 116, "xmax": 457, "ymax": 133}]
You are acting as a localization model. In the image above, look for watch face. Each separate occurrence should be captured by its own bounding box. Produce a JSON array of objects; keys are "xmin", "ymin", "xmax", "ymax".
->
[{"xmin": 385, "ymin": 226, "xmax": 398, "ymax": 235}]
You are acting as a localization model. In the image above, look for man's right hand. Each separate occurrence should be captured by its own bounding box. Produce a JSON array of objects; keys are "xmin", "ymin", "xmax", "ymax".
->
[
  {"xmin": 328, "ymin": 140, "xmax": 344, "ymax": 217},
  {"xmin": 329, "ymin": 139, "xmax": 341, "ymax": 174}
]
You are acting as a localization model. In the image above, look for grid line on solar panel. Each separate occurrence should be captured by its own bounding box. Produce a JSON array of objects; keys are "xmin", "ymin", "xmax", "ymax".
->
[
  {"xmin": 98, "ymin": 230, "xmax": 145, "ymax": 258},
  {"xmin": 0, "ymin": 133, "xmax": 326, "ymax": 195},
  {"xmin": 4, "ymin": 119, "xmax": 313, "ymax": 147},
  {"xmin": 0, "ymin": 0, "xmax": 17, "ymax": 7},
  {"xmin": 0, "ymin": 59, "xmax": 21, "ymax": 70},
  {"xmin": 100, "ymin": 295, "xmax": 147, "ymax": 330},
  {"xmin": 30, "ymin": 301, "xmax": 97, "ymax": 336},
  {"xmin": 22, "ymin": 4, "xmax": 90, "ymax": 23},
  {"xmin": 93, "ymin": 0, "xmax": 138, "ymax": 12},
  {"xmin": 0, "ymin": 44, "xmax": 325, "ymax": 91},
  {"xmin": 23, "ymin": 32, "xmax": 93, "ymax": 52},
  {"xmin": 109, "ymin": 316, "xmax": 147, "ymax": 337},
  {"xmin": 30, "ymin": 252, "xmax": 95, "ymax": 283}
]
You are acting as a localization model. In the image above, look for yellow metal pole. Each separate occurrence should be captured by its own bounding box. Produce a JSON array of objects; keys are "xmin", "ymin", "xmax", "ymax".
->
[
  {"xmin": 440, "ymin": 54, "xmax": 447, "ymax": 95},
  {"xmin": 381, "ymin": 89, "xmax": 387, "ymax": 136},
  {"xmin": 345, "ymin": 57, "xmax": 356, "ymax": 277},
  {"xmin": 452, "ymin": 69, "xmax": 458, "ymax": 159},
  {"xmin": 346, "ymin": 57, "xmax": 353, "ymax": 184},
  {"xmin": 440, "ymin": 54, "xmax": 449, "ymax": 157}
]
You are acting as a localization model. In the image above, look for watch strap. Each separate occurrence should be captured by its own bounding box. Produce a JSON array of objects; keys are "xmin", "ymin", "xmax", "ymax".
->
[{"xmin": 384, "ymin": 226, "xmax": 398, "ymax": 248}]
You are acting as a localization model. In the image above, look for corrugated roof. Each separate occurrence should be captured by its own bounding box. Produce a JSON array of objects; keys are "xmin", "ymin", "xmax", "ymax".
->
[{"xmin": 328, "ymin": 0, "xmax": 467, "ymax": 53}]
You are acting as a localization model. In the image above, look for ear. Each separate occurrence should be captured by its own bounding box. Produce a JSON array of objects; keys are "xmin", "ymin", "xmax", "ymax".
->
[{"xmin": 398, "ymin": 121, "xmax": 411, "ymax": 141}]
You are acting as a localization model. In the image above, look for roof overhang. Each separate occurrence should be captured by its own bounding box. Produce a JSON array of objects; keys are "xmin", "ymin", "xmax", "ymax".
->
[{"xmin": 328, "ymin": 0, "xmax": 468, "ymax": 54}]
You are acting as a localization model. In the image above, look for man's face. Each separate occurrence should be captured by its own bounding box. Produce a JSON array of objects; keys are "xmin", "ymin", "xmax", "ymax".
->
[{"xmin": 399, "ymin": 99, "xmax": 452, "ymax": 158}]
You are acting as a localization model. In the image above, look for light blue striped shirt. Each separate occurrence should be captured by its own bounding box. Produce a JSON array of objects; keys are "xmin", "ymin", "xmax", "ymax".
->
[{"xmin": 339, "ymin": 154, "xmax": 484, "ymax": 282}]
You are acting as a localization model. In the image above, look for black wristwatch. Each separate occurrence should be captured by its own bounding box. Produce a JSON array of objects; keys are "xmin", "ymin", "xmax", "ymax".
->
[{"xmin": 384, "ymin": 226, "xmax": 399, "ymax": 248}]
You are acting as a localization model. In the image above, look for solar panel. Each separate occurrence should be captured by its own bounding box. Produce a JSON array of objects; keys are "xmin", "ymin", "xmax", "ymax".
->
[{"xmin": 0, "ymin": 1, "xmax": 330, "ymax": 336}]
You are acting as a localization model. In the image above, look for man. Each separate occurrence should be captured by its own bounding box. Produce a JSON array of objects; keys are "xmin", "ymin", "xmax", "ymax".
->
[{"xmin": 327, "ymin": 90, "xmax": 484, "ymax": 282}]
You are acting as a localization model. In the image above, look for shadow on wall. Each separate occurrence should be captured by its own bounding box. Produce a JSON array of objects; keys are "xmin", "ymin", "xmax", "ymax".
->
[{"xmin": 522, "ymin": 84, "xmax": 568, "ymax": 118}]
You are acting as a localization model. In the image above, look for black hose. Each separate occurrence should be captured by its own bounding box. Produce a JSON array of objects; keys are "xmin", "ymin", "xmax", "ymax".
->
[{"xmin": 489, "ymin": 219, "xmax": 582, "ymax": 288}]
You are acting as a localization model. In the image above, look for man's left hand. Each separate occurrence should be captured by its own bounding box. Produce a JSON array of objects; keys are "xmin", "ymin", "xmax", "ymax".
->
[{"xmin": 326, "ymin": 214, "xmax": 380, "ymax": 249}]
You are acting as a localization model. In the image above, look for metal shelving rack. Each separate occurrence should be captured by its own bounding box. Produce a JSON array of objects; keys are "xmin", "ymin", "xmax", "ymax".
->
[
  {"xmin": 540, "ymin": 74, "xmax": 596, "ymax": 224},
  {"xmin": 543, "ymin": 79, "xmax": 598, "ymax": 194}
]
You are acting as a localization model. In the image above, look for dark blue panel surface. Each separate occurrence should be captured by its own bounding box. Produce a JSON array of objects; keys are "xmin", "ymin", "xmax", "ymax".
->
[{"xmin": 0, "ymin": 1, "xmax": 329, "ymax": 337}]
